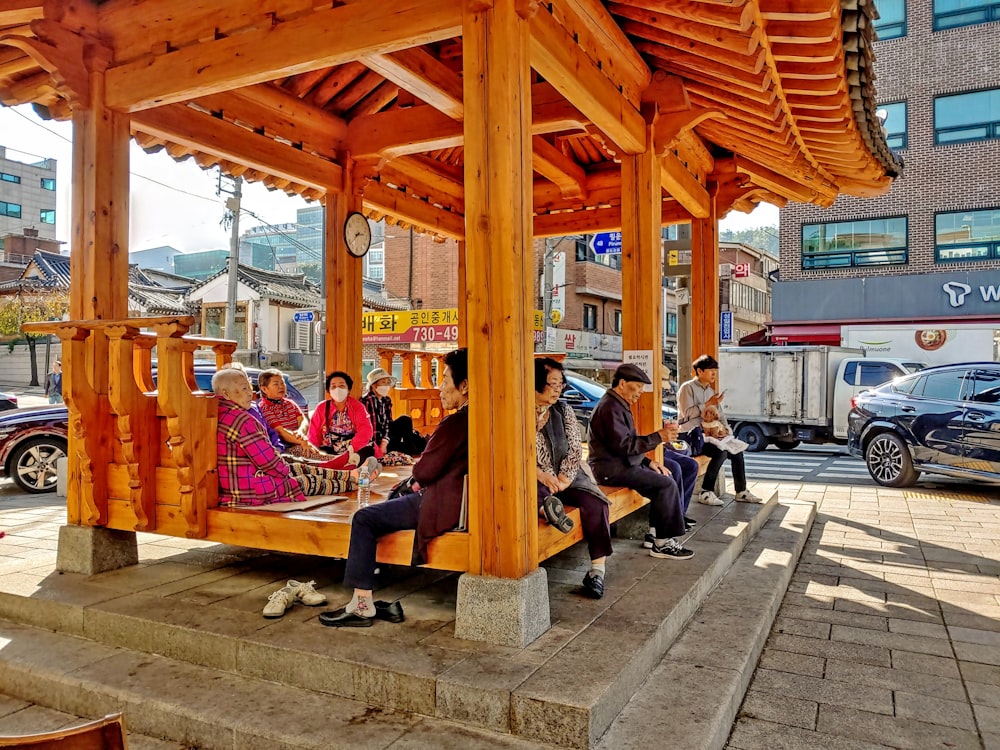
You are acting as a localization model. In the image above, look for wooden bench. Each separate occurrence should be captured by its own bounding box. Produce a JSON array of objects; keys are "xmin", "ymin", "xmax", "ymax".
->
[{"xmin": 0, "ymin": 713, "xmax": 127, "ymax": 749}]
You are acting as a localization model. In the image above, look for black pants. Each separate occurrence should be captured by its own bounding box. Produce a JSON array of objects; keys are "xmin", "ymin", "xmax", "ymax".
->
[
  {"xmin": 343, "ymin": 491, "xmax": 422, "ymax": 590},
  {"xmin": 700, "ymin": 443, "xmax": 746, "ymax": 494},
  {"xmin": 537, "ymin": 483, "xmax": 613, "ymax": 559},
  {"xmin": 595, "ymin": 465, "xmax": 685, "ymax": 539}
]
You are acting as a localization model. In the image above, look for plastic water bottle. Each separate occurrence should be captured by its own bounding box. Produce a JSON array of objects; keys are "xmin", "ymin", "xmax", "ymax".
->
[{"xmin": 357, "ymin": 465, "xmax": 371, "ymax": 508}]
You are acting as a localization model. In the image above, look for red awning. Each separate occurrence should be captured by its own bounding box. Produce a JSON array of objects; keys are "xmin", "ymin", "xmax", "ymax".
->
[{"xmin": 770, "ymin": 323, "xmax": 841, "ymax": 345}]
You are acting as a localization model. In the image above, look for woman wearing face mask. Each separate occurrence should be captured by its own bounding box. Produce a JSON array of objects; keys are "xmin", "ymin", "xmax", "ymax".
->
[
  {"xmin": 361, "ymin": 369, "xmax": 427, "ymax": 464},
  {"xmin": 307, "ymin": 371, "xmax": 376, "ymax": 469}
]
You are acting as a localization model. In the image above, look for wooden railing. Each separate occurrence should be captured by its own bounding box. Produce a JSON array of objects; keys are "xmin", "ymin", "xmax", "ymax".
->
[
  {"xmin": 376, "ymin": 347, "xmax": 449, "ymax": 434},
  {"xmin": 22, "ymin": 316, "xmax": 236, "ymax": 538}
]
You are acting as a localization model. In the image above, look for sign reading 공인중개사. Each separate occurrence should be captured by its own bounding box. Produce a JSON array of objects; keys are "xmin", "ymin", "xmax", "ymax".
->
[{"xmin": 362, "ymin": 309, "xmax": 545, "ymax": 344}]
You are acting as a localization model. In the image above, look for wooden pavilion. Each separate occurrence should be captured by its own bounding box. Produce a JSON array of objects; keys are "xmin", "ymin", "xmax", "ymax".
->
[{"xmin": 0, "ymin": 0, "xmax": 898, "ymax": 644}]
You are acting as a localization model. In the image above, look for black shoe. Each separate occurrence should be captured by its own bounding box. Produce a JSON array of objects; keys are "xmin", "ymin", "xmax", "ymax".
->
[
  {"xmin": 582, "ymin": 572, "xmax": 605, "ymax": 599},
  {"xmin": 684, "ymin": 516, "xmax": 697, "ymax": 526},
  {"xmin": 542, "ymin": 495, "xmax": 574, "ymax": 534},
  {"xmin": 373, "ymin": 600, "xmax": 405, "ymax": 623},
  {"xmin": 642, "ymin": 532, "xmax": 655, "ymax": 549},
  {"xmin": 649, "ymin": 538, "xmax": 694, "ymax": 560},
  {"xmin": 319, "ymin": 609, "xmax": 375, "ymax": 627}
]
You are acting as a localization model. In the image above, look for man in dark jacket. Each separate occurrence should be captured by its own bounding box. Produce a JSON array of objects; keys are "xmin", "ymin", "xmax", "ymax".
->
[
  {"xmin": 321, "ymin": 348, "xmax": 469, "ymax": 628},
  {"xmin": 588, "ymin": 363, "xmax": 694, "ymax": 560}
]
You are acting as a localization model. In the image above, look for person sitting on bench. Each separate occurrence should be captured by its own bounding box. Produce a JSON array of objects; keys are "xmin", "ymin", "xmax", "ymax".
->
[
  {"xmin": 588, "ymin": 363, "xmax": 694, "ymax": 561},
  {"xmin": 257, "ymin": 367, "xmax": 329, "ymax": 461},
  {"xmin": 535, "ymin": 357, "xmax": 613, "ymax": 599},
  {"xmin": 214, "ymin": 369, "xmax": 361, "ymax": 506},
  {"xmin": 320, "ymin": 347, "xmax": 470, "ymax": 628},
  {"xmin": 307, "ymin": 371, "xmax": 376, "ymax": 469}
]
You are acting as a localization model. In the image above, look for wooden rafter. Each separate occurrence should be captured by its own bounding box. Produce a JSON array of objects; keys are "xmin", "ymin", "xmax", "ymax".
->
[
  {"xmin": 363, "ymin": 179, "xmax": 465, "ymax": 239},
  {"xmin": 532, "ymin": 136, "xmax": 587, "ymax": 199},
  {"xmin": 363, "ymin": 47, "xmax": 463, "ymax": 119}
]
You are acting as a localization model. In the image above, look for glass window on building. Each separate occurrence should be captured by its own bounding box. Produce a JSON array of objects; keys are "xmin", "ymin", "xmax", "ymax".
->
[
  {"xmin": 801, "ymin": 217, "xmax": 908, "ymax": 269},
  {"xmin": 0, "ymin": 172, "xmax": 20, "ymax": 184},
  {"xmin": 39, "ymin": 209, "xmax": 55, "ymax": 224},
  {"xmin": 880, "ymin": 101, "xmax": 907, "ymax": 149},
  {"xmin": 0, "ymin": 201, "xmax": 21, "ymax": 218},
  {"xmin": 935, "ymin": 208, "xmax": 1000, "ymax": 262},
  {"xmin": 666, "ymin": 312, "xmax": 678, "ymax": 337},
  {"xmin": 933, "ymin": 0, "xmax": 1000, "ymax": 31},
  {"xmin": 40, "ymin": 177, "xmax": 55, "ymax": 190},
  {"xmin": 873, "ymin": 0, "xmax": 907, "ymax": 38},
  {"xmin": 934, "ymin": 88, "xmax": 1000, "ymax": 145},
  {"xmin": 612, "ymin": 309, "xmax": 622, "ymax": 334},
  {"xmin": 583, "ymin": 304, "xmax": 598, "ymax": 331}
]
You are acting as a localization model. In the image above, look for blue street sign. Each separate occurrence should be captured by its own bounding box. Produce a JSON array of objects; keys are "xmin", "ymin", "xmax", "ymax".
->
[
  {"xmin": 590, "ymin": 231, "xmax": 622, "ymax": 255},
  {"xmin": 720, "ymin": 311, "xmax": 733, "ymax": 342},
  {"xmin": 293, "ymin": 310, "xmax": 315, "ymax": 323}
]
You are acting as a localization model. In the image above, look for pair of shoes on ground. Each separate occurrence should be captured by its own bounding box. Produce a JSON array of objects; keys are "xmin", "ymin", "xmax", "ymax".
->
[
  {"xmin": 642, "ymin": 516, "xmax": 697, "ymax": 548},
  {"xmin": 319, "ymin": 600, "xmax": 405, "ymax": 628},
  {"xmin": 541, "ymin": 494, "xmax": 574, "ymax": 534},
  {"xmin": 698, "ymin": 489, "xmax": 764, "ymax": 505},
  {"xmin": 263, "ymin": 580, "xmax": 327, "ymax": 618}
]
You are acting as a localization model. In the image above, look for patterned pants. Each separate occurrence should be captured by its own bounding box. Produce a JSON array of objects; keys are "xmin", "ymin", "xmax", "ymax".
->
[{"xmin": 285, "ymin": 461, "xmax": 355, "ymax": 496}]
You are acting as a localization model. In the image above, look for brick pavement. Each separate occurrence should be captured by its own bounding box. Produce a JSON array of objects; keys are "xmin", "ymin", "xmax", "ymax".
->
[{"xmin": 727, "ymin": 483, "xmax": 1000, "ymax": 750}]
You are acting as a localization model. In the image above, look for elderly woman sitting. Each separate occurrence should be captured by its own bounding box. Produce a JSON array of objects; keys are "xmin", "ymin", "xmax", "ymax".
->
[
  {"xmin": 307, "ymin": 370, "xmax": 376, "ymax": 469},
  {"xmin": 534, "ymin": 357, "xmax": 613, "ymax": 599}
]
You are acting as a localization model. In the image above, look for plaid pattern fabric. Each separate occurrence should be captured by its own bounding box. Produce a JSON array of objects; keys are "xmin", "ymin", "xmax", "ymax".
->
[
  {"xmin": 217, "ymin": 397, "xmax": 306, "ymax": 506},
  {"xmin": 259, "ymin": 397, "xmax": 305, "ymax": 433}
]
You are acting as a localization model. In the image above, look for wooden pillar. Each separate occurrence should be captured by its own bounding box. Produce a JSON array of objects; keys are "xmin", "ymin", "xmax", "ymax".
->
[
  {"xmin": 620, "ymin": 123, "xmax": 664, "ymax": 443},
  {"xmin": 457, "ymin": 240, "xmax": 467, "ymax": 348},
  {"xmin": 690, "ymin": 185, "xmax": 720, "ymax": 362},
  {"xmin": 463, "ymin": 0, "xmax": 536, "ymax": 578},
  {"xmin": 323, "ymin": 189, "xmax": 364, "ymax": 389}
]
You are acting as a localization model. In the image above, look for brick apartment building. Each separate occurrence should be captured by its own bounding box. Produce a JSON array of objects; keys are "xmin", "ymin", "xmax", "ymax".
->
[{"xmin": 774, "ymin": 2, "xmax": 1000, "ymax": 358}]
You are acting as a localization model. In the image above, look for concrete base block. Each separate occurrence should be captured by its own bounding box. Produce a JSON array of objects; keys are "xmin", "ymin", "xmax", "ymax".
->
[
  {"xmin": 454, "ymin": 568, "xmax": 550, "ymax": 648},
  {"xmin": 55, "ymin": 457, "xmax": 67, "ymax": 498},
  {"xmin": 56, "ymin": 525, "xmax": 138, "ymax": 575}
]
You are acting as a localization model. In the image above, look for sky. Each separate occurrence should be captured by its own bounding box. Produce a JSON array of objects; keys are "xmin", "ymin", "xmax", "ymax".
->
[{"xmin": 1, "ymin": 103, "xmax": 778, "ymax": 253}]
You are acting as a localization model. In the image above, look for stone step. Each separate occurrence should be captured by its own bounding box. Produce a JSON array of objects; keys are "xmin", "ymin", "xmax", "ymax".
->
[
  {"xmin": 0, "ymin": 621, "xmax": 561, "ymax": 750},
  {"xmin": 0, "ymin": 491, "xmax": 779, "ymax": 749},
  {"xmin": 596, "ymin": 499, "xmax": 817, "ymax": 750},
  {"xmin": 509, "ymin": 492, "xmax": 780, "ymax": 749}
]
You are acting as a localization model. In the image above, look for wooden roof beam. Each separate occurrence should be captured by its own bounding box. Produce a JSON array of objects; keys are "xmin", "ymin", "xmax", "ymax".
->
[
  {"xmin": 759, "ymin": 0, "xmax": 839, "ymax": 22},
  {"xmin": 104, "ymin": 0, "xmax": 463, "ymax": 112},
  {"xmin": 610, "ymin": 0, "xmax": 755, "ymax": 32},
  {"xmin": 362, "ymin": 47, "xmax": 463, "ymax": 120},
  {"xmin": 661, "ymin": 151, "xmax": 709, "ymax": 218},
  {"xmin": 131, "ymin": 103, "xmax": 344, "ymax": 193},
  {"xmin": 0, "ymin": 1, "xmax": 41, "ymax": 26},
  {"xmin": 653, "ymin": 107, "xmax": 727, "ymax": 154},
  {"xmin": 620, "ymin": 20, "xmax": 766, "ymax": 74},
  {"xmin": 363, "ymin": 180, "xmax": 465, "ymax": 240},
  {"xmin": 532, "ymin": 136, "xmax": 588, "ymax": 199},
  {"xmin": 348, "ymin": 82, "xmax": 587, "ymax": 159},
  {"xmin": 529, "ymin": 3, "xmax": 646, "ymax": 155},
  {"xmin": 379, "ymin": 156, "xmax": 465, "ymax": 211},
  {"xmin": 533, "ymin": 200, "xmax": 689, "ymax": 237}
]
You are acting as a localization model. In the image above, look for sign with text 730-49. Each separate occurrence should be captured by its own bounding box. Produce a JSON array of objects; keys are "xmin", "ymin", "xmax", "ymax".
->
[{"xmin": 590, "ymin": 231, "xmax": 622, "ymax": 255}]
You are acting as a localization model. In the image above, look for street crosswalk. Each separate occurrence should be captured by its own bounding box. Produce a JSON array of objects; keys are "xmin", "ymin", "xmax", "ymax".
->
[{"xmin": 726, "ymin": 448, "xmax": 875, "ymax": 485}]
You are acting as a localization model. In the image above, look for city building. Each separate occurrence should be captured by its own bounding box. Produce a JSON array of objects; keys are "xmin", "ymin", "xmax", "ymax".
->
[
  {"xmin": 172, "ymin": 249, "xmax": 230, "ymax": 281},
  {"xmin": 0, "ymin": 145, "xmax": 57, "ymax": 240},
  {"xmin": 0, "ymin": 228, "xmax": 63, "ymax": 283},
  {"xmin": 128, "ymin": 245, "xmax": 182, "ymax": 273},
  {"xmin": 775, "ymin": 3, "xmax": 1000, "ymax": 361}
]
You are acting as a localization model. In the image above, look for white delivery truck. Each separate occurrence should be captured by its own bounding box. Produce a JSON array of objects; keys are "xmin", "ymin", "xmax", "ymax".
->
[
  {"xmin": 841, "ymin": 323, "xmax": 998, "ymax": 367},
  {"xmin": 717, "ymin": 346, "xmax": 927, "ymax": 451}
]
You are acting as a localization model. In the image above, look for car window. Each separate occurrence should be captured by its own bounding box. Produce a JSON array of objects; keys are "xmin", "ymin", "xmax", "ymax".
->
[
  {"xmin": 967, "ymin": 369, "xmax": 1000, "ymax": 404},
  {"xmin": 892, "ymin": 375, "xmax": 920, "ymax": 395},
  {"xmin": 842, "ymin": 361, "xmax": 857, "ymax": 385},
  {"xmin": 903, "ymin": 362, "xmax": 928, "ymax": 373},
  {"xmin": 915, "ymin": 370, "xmax": 967, "ymax": 402},
  {"xmin": 858, "ymin": 363, "xmax": 904, "ymax": 387},
  {"xmin": 194, "ymin": 372, "xmax": 214, "ymax": 391}
]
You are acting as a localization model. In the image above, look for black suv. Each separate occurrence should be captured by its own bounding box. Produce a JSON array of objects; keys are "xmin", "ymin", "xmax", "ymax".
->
[{"xmin": 848, "ymin": 362, "xmax": 1000, "ymax": 487}]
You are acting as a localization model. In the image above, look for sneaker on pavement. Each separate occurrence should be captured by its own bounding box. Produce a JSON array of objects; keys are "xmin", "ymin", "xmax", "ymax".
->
[
  {"xmin": 288, "ymin": 579, "xmax": 327, "ymax": 606},
  {"xmin": 698, "ymin": 490, "xmax": 724, "ymax": 506},
  {"xmin": 736, "ymin": 490, "xmax": 764, "ymax": 503},
  {"xmin": 263, "ymin": 586, "xmax": 296, "ymax": 618},
  {"xmin": 649, "ymin": 538, "xmax": 695, "ymax": 560},
  {"xmin": 684, "ymin": 515, "xmax": 697, "ymax": 526},
  {"xmin": 642, "ymin": 532, "xmax": 655, "ymax": 549}
]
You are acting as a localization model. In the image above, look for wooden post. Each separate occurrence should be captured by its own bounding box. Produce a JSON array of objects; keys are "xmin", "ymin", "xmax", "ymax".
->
[
  {"xmin": 463, "ymin": 0, "xmax": 536, "ymax": 578},
  {"xmin": 620, "ymin": 121, "xmax": 664, "ymax": 447},
  {"xmin": 323, "ymin": 189, "xmax": 364, "ymax": 389},
  {"xmin": 690, "ymin": 185, "xmax": 720, "ymax": 362},
  {"xmin": 457, "ymin": 240, "xmax": 467, "ymax": 348}
]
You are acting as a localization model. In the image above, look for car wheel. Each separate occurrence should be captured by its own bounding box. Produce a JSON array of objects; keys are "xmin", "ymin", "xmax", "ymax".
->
[
  {"xmin": 865, "ymin": 432, "xmax": 918, "ymax": 487},
  {"xmin": 735, "ymin": 424, "xmax": 769, "ymax": 452},
  {"xmin": 775, "ymin": 440, "xmax": 801, "ymax": 451},
  {"xmin": 10, "ymin": 437, "xmax": 67, "ymax": 493}
]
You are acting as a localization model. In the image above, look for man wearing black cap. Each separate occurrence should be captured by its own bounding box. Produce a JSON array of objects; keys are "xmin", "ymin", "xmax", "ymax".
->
[{"xmin": 588, "ymin": 363, "xmax": 694, "ymax": 560}]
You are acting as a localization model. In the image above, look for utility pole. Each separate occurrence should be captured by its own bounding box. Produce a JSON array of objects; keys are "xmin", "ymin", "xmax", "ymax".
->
[{"xmin": 218, "ymin": 173, "xmax": 242, "ymax": 345}]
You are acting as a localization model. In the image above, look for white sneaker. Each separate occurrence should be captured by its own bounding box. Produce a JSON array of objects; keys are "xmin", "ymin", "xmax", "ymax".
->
[
  {"xmin": 736, "ymin": 490, "xmax": 764, "ymax": 503},
  {"xmin": 698, "ymin": 490, "xmax": 724, "ymax": 506},
  {"xmin": 287, "ymin": 579, "xmax": 327, "ymax": 606},
  {"xmin": 263, "ymin": 586, "xmax": 296, "ymax": 618}
]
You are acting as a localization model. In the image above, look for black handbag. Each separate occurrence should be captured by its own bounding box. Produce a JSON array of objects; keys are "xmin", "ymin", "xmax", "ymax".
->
[
  {"xmin": 386, "ymin": 475, "xmax": 418, "ymax": 500},
  {"xmin": 681, "ymin": 427, "xmax": 705, "ymax": 456}
]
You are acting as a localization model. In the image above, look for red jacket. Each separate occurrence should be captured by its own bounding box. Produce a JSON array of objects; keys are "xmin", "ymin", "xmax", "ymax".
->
[{"xmin": 307, "ymin": 396, "xmax": 374, "ymax": 453}]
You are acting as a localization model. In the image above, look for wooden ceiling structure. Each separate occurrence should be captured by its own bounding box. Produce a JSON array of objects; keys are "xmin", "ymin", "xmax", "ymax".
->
[{"xmin": 0, "ymin": 0, "xmax": 899, "ymax": 633}]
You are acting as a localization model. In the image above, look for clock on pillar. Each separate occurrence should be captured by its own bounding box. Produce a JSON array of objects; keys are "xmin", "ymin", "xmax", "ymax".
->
[{"xmin": 344, "ymin": 211, "xmax": 372, "ymax": 258}]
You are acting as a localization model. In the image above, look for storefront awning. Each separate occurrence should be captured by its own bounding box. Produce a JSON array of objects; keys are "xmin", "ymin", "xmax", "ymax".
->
[
  {"xmin": 770, "ymin": 323, "xmax": 841, "ymax": 345},
  {"xmin": 563, "ymin": 357, "xmax": 604, "ymax": 371}
]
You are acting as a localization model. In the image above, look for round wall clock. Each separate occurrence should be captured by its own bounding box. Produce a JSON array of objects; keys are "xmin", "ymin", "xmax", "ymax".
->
[{"xmin": 344, "ymin": 211, "xmax": 372, "ymax": 258}]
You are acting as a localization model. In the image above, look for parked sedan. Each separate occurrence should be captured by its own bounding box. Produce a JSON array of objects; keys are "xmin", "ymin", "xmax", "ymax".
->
[
  {"xmin": 848, "ymin": 362, "xmax": 1000, "ymax": 487},
  {"xmin": 561, "ymin": 371, "xmax": 678, "ymax": 433},
  {"xmin": 0, "ymin": 392, "xmax": 18, "ymax": 411},
  {"xmin": 0, "ymin": 365, "xmax": 307, "ymax": 493}
]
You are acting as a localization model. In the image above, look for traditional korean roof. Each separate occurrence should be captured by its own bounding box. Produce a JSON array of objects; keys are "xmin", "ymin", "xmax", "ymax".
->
[{"xmin": 0, "ymin": 0, "xmax": 901, "ymax": 238}]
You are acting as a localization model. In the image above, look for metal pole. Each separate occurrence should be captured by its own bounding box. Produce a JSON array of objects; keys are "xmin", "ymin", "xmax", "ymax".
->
[
  {"xmin": 224, "ymin": 176, "xmax": 242, "ymax": 347},
  {"xmin": 542, "ymin": 239, "xmax": 554, "ymax": 352}
]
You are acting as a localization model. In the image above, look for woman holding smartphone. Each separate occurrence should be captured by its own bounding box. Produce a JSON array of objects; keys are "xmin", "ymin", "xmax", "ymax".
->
[{"xmin": 677, "ymin": 354, "xmax": 762, "ymax": 506}]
